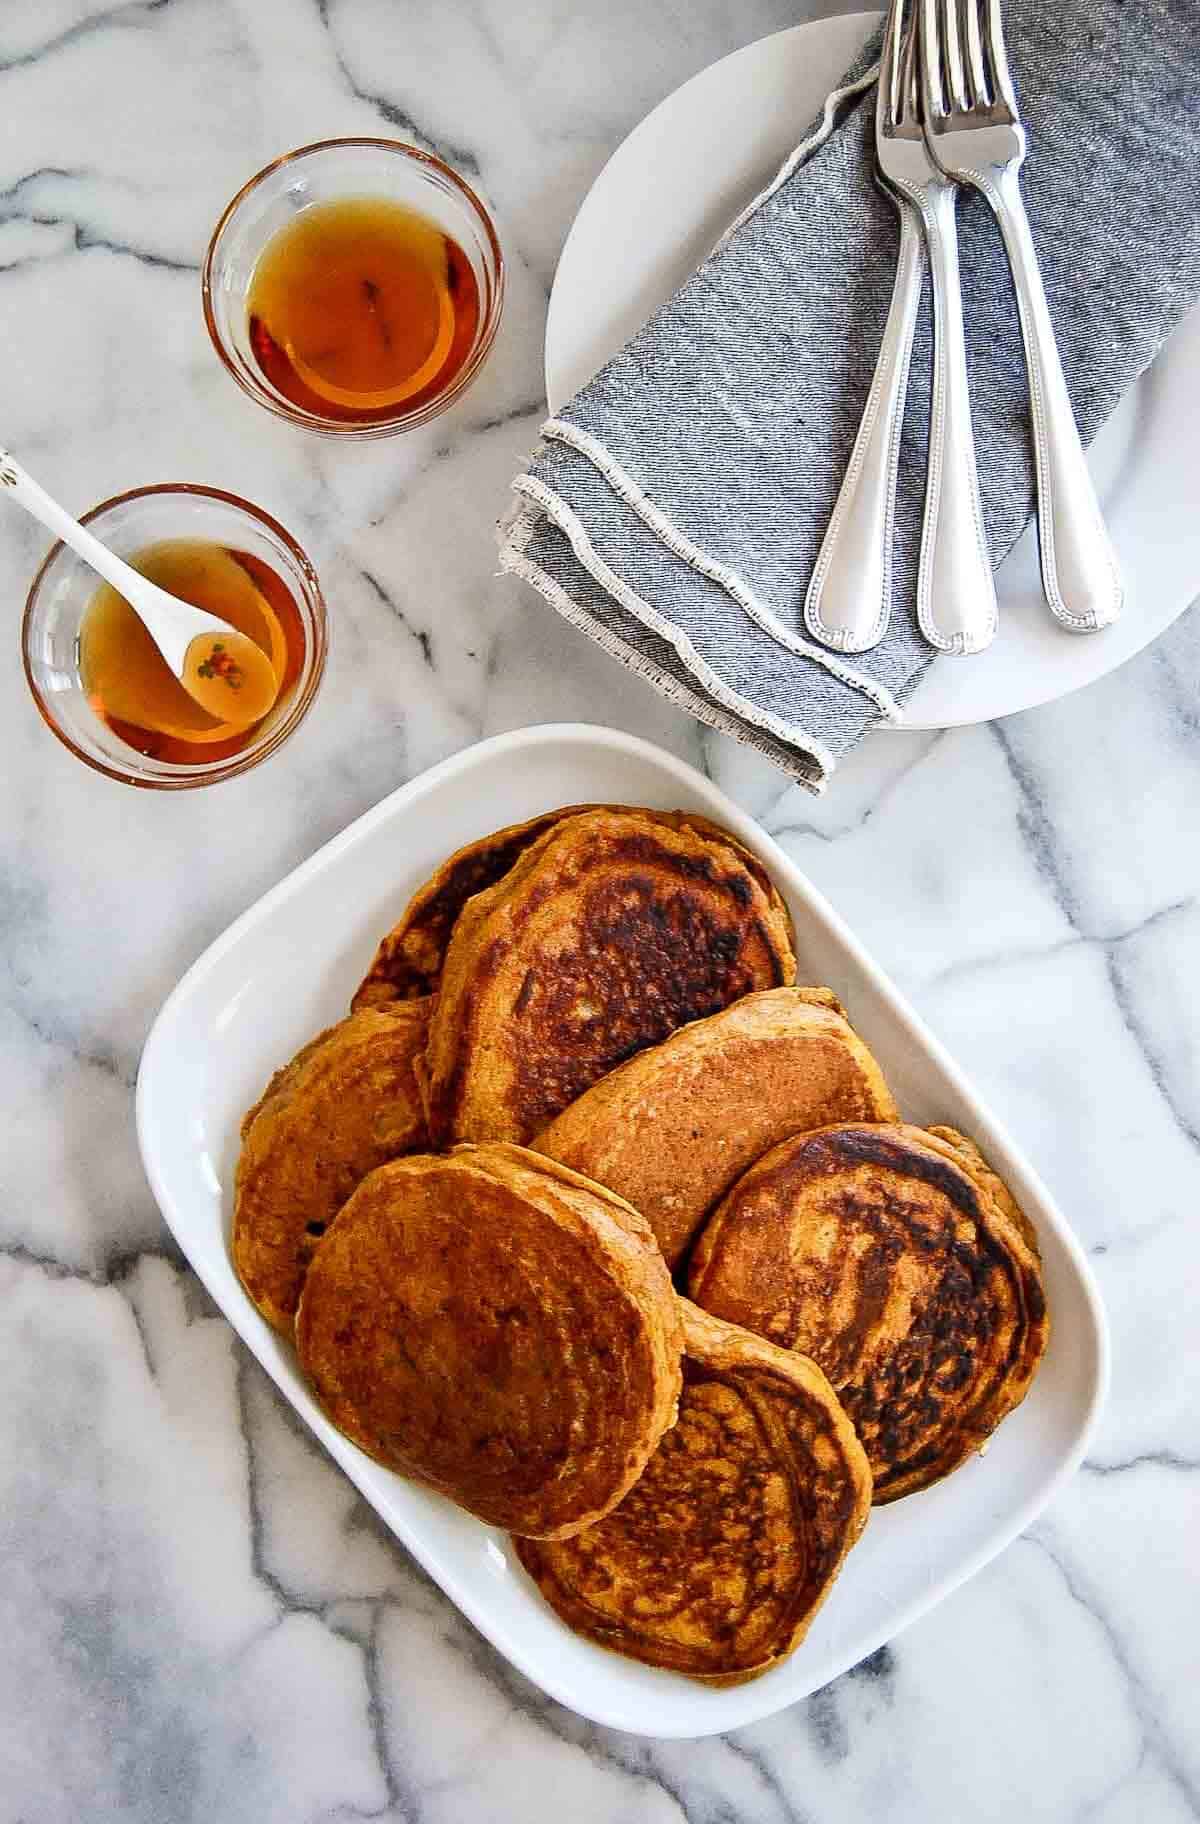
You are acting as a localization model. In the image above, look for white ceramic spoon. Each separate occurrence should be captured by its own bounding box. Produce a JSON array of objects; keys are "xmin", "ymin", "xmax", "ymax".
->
[{"xmin": 1, "ymin": 448, "xmax": 279, "ymax": 728}]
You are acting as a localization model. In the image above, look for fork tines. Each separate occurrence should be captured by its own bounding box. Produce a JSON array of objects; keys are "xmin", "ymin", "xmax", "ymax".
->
[{"xmin": 923, "ymin": 0, "xmax": 1019, "ymax": 124}]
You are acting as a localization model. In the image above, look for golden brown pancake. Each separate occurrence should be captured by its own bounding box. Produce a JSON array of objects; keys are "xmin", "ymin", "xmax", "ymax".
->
[
  {"xmin": 351, "ymin": 804, "xmax": 793, "ymax": 1010},
  {"xmin": 688, "ymin": 1123, "xmax": 1049, "ymax": 1502},
  {"xmin": 233, "ymin": 1002, "xmax": 430, "ymax": 1334},
  {"xmin": 534, "ymin": 987, "xmax": 898, "ymax": 1267},
  {"xmin": 421, "ymin": 808, "xmax": 797, "ymax": 1146},
  {"xmin": 515, "ymin": 1301, "xmax": 871, "ymax": 1685},
  {"xmin": 296, "ymin": 1145, "xmax": 684, "ymax": 1536}
]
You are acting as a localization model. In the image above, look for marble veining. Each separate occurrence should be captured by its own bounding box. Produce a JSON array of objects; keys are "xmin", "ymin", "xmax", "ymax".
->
[{"xmin": 1, "ymin": 1, "xmax": 1198, "ymax": 1819}]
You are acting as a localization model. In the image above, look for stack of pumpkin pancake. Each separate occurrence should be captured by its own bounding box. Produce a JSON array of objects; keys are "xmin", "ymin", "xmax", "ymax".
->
[{"xmin": 233, "ymin": 805, "xmax": 1049, "ymax": 1687}]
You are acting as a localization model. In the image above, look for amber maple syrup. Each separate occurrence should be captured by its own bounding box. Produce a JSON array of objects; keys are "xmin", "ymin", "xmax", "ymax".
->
[
  {"xmin": 247, "ymin": 197, "xmax": 480, "ymax": 422},
  {"xmin": 79, "ymin": 539, "xmax": 306, "ymax": 763}
]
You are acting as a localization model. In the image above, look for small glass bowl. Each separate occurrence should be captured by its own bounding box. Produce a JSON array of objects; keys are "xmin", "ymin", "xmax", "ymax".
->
[
  {"xmin": 23, "ymin": 483, "xmax": 327, "ymax": 789},
  {"xmin": 203, "ymin": 138, "xmax": 505, "ymax": 438}
]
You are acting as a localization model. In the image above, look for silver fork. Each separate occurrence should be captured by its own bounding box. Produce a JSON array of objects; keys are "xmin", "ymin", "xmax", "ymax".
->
[
  {"xmin": 806, "ymin": 0, "xmax": 996, "ymax": 655},
  {"xmin": 920, "ymin": 0, "xmax": 1123, "ymax": 633},
  {"xmin": 803, "ymin": 0, "xmax": 925, "ymax": 654}
]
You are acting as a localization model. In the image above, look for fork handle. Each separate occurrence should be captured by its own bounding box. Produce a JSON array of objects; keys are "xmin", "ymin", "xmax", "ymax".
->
[
  {"xmin": 982, "ymin": 165, "xmax": 1122, "ymax": 633},
  {"xmin": 912, "ymin": 180, "xmax": 997, "ymax": 655},
  {"xmin": 804, "ymin": 203, "xmax": 923, "ymax": 653}
]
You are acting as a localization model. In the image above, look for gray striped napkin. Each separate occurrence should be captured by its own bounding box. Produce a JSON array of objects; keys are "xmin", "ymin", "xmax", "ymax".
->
[{"xmin": 499, "ymin": 0, "xmax": 1200, "ymax": 790}]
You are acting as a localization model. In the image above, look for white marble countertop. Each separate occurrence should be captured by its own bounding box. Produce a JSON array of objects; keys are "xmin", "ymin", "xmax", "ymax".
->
[{"xmin": 2, "ymin": 1, "xmax": 1198, "ymax": 1818}]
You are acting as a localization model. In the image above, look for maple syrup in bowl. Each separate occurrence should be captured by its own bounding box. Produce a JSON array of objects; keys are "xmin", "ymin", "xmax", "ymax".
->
[
  {"xmin": 23, "ymin": 485, "xmax": 327, "ymax": 788},
  {"xmin": 204, "ymin": 140, "xmax": 504, "ymax": 436}
]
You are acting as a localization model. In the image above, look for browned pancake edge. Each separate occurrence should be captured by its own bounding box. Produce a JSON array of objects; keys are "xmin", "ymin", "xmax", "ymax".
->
[
  {"xmin": 924, "ymin": 1125, "xmax": 1042, "ymax": 1255},
  {"xmin": 351, "ymin": 806, "xmax": 603, "ymax": 1009},
  {"xmin": 422, "ymin": 808, "xmax": 798, "ymax": 1146},
  {"xmin": 534, "ymin": 986, "xmax": 897, "ymax": 1266},
  {"xmin": 232, "ymin": 1001, "xmax": 430, "ymax": 1334},
  {"xmin": 295, "ymin": 1144, "xmax": 684, "ymax": 1537},
  {"xmin": 688, "ymin": 1122, "xmax": 1049, "ymax": 1502},
  {"xmin": 351, "ymin": 803, "xmax": 795, "ymax": 1010},
  {"xmin": 515, "ymin": 1300, "xmax": 871, "ymax": 1685}
]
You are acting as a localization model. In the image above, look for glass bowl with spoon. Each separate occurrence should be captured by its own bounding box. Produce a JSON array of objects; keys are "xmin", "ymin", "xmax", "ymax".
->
[{"xmin": 15, "ymin": 467, "xmax": 326, "ymax": 788}]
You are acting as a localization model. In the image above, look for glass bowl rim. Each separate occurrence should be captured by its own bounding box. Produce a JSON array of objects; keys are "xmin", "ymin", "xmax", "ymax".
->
[
  {"xmin": 22, "ymin": 480, "xmax": 328, "ymax": 790},
  {"xmin": 201, "ymin": 135, "xmax": 506, "ymax": 438}
]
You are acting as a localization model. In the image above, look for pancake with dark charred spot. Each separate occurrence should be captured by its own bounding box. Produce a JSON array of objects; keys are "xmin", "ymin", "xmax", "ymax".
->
[
  {"xmin": 296, "ymin": 1145, "xmax": 684, "ymax": 1537},
  {"xmin": 534, "ymin": 987, "xmax": 897, "ymax": 1267},
  {"xmin": 420, "ymin": 808, "xmax": 797, "ymax": 1146},
  {"xmin": 233, "ymin": 1002, "xmax": 430, "ymax": 1334},
  {"xmin": 515, "ymin": 1301, "xmax": 871, "ymax": 1685},
  {"xmin": 352, "ymin": 806, "xmax": 601, "ymax": 1008},
  {"xmin": 688, "ymin": 1123, "xmax": 1048, "ymax": 1502},
  {"xmin": 924, "ymin": 1125, "xmax": 1042, "ymax": 1255},
  {"xmin": 351, "ymin": 804, "xmax": 793, "ymax": 1010}
]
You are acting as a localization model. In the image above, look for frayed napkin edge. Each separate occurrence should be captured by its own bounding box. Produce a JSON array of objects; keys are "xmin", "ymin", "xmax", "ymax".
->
[
  {"xmin": 498, "ymin": 497, "xmax": 833, "ymax": 791},
  {"xmin": 496, "ymin": 37, "xmax": 889, "ymax": 793},
  {"xmin": 538, "ymin": 417, "xmax": 902, "ymax": 721}
]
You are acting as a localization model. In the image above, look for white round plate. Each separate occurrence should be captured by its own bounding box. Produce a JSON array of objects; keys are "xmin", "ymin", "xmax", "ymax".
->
[{"xmin": 545, "ymin": 12, "xmax": 1200, "ymax": 729}]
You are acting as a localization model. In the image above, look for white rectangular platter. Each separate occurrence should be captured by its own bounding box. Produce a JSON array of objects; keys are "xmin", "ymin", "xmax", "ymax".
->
[{"xmin": 136, "ymin": 723, "xmax": 1108, "ymax": 1738}]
